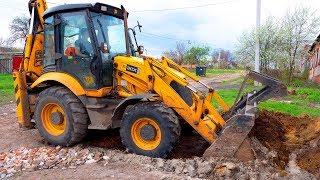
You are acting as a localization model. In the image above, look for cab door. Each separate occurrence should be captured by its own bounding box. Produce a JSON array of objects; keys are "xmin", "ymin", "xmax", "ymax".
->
[{"xmin": 59, "ymin": 11, "xmax": 100, "ymax": 89}]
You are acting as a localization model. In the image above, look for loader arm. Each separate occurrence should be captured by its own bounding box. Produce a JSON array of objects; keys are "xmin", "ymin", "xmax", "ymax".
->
[
  {"xmin": 149, "ymin": 57, "xmax": 227, "ymax": 142},
  {"xmin": 115, "ymin": 54, "xmax": 287, "ymax": 150},
  {"xmin": 114, "ymin": 55, "xmax": 232, "ymax": 142},
  {"xmin": 140, "ymin": 56, "xmax": 287, "ymax": 157}
]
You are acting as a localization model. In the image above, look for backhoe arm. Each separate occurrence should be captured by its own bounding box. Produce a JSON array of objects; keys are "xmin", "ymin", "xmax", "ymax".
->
[
  {"xmin": 23, "ymin": 0, "xmax": 47, "ymax": 79},
  {"xmin": 13, "ymin": 0, "xmax": 47, "ymax": 128}
]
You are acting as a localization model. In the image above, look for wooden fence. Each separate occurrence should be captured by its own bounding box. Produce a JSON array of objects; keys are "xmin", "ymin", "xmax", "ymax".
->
[
  {"xmin": 0, "ymin": 58, "xmax": 12, "ymax": 74},
  {"xmin": 0, "ymin": 53, "xmax": 23, "ymax": 74}
]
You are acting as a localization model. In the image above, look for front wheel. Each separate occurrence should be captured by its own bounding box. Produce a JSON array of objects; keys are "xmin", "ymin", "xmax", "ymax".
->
[
  {"xmin": 34, "ymin": 86, "xmax": 89, "ymax": 146},
  {"xmin": 120, "ymin": 102, "xmax": 181, "ymax": 158}
]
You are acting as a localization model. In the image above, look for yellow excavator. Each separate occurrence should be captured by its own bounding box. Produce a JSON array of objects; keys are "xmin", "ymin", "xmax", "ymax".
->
[{"xmin": 13, "ymin": 0, "xmax": 286, "ymax": 158}]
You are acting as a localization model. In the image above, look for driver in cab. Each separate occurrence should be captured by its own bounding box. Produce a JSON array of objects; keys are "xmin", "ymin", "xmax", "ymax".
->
[{"xmin": 75, "ymin": 28, "xmax": 93, "ymax": 58}]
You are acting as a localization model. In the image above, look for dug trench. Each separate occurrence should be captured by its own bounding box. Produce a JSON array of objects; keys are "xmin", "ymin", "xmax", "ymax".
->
[
  {"xmin": 86, "ymin": 110, "xmax": 320, "ymax": 177},
  {"xmin": 251, "ymin": 111, "xmax": 320, "ymax": 176}
]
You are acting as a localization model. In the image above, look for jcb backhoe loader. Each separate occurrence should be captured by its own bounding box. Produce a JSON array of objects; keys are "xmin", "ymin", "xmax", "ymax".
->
[{"xmin": 13, "ymin": 0, "xmax": 287, "ymax": 158}]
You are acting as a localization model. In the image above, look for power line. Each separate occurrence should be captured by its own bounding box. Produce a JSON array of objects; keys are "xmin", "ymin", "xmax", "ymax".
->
[
  {"xmin": 47, "ymin": 1, "xmax": 59, "ymax": 5},
  {"xmin": 140, "ymin": 32, "xmax": 190, "ymax": 42},
  {"xmin": 139, "ymin": 32, "xmax": 215, "ymax": 47},
  {"xmin": 132, "ymin": 0, "xmax": 239, "ymax": 13},
  {"xmin": 0, "ymin": 0, "xmax": 241, "ymax": 13}
]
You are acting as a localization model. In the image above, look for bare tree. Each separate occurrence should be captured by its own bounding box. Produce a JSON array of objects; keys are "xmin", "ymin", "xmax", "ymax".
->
[
  {"xmin": 163, "ymin": 42, "xmax": 187, "ymax": 65},
  {"xmin": 235, "ymin": 7, "xmax": 320, "ymax": 82},
  {"xmin": 211, "ymin": 49, "xmax": 233, "ymax": 68},
  {"xmin": 9, "ymin": 16, "xmax": 29, "ymax": 43},
  {"xmin": 235, "ymin": 17, "xmax": 283, "ymax": 74},
  {"xmin": 281, "ymin": 7, "xmax": 320, "ymax": 83},
  {"xmin": 163, "ymin": 49, "xmax": 178, "ymax": 61},
  {"xmin": 175, "ymin": 42, "xmax": 187, "ymax": 65},
  {"xmin": 0, "ymin": 37, "xmax": 8, "ymax": 47}
]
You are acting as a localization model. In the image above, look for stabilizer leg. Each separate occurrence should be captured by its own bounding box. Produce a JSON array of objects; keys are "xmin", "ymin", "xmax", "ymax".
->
[{"xmin": 13, "ymin": 71, "xmax": 32, "ymax": 128}]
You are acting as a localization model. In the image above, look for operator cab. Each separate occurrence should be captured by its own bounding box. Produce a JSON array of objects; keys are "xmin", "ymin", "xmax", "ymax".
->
[{"xmin": 43, "ymin": 3, "xmax": 130, "ymax": 89}]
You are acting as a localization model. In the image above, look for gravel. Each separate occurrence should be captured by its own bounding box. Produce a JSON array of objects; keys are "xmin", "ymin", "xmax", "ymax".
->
[{"xmin": 0, "ymin": 140, "xmax": 316, "ymax": 179}]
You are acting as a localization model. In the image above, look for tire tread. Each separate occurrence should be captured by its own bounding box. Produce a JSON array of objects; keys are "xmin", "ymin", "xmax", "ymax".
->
[
  {"xmin": 120, "ymin": 102, "xmax": 181, "ymax": 158},
  {"xmin": 35, "ymin": 86, "xmax": 88, "ymax": 146}
]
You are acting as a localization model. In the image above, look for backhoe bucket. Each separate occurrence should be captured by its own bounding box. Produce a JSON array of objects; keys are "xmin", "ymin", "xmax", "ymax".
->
[{"xmin": 203, "ymin": 71, "xmax": 287, "ymax": 158}]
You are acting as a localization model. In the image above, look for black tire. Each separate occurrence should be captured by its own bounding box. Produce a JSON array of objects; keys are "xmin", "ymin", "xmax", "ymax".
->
[
  {"xmin": 34, "ymin": 86, "xmax": 89, "ymax": 146},
  {"xmin": 120, "ymin": 102, "xmax": 181, "ymax": 158}
]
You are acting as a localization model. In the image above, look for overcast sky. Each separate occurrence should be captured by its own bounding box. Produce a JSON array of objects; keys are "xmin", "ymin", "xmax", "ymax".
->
[{"xmin": 0, "ymin": 0, "xmax": 319, "ymax": 56}]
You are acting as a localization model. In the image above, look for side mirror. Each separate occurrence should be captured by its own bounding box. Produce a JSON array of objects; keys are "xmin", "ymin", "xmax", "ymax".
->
[
  {"xmin": 137, "ymin": 45, "xmax": 144, "ymax": 55},
  {"xmin": 137, "ymin": 21, "xmax": 142, "ymax": 32},
  {"xmin": 100, "ymin": 42, "xmax": 109, "ymax": 53}
]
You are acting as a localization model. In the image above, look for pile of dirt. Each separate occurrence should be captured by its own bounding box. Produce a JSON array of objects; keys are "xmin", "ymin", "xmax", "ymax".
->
[{"xmin": 252, "ymin": 111, "xmax": 320, "ymax": 177}]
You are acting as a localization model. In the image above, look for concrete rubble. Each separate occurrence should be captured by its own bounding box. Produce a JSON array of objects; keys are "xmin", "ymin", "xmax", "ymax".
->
[{"xmin": 0, "ymin": 143, "xmax": 316, "ymax": 179}]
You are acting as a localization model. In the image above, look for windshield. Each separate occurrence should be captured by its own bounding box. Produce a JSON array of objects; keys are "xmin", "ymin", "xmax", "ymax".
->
[{"xmin": 91, "ymin": 13, "xmax": 126, "ymax": 56}]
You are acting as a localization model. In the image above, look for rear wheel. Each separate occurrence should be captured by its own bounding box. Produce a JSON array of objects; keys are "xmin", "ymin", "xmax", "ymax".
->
[
  {"xmin": 34, "ymin": 86, "xmax": 89, "ymax": 146},
  {"xmin": 120, "ymin": 102, "xmax": 181, "ymax": 158}
]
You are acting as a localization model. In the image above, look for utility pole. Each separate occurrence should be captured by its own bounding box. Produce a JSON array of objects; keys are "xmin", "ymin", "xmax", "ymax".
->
[
  {"xmin": 254, "ymin": 0, "xmax": 261, "ymax": 86},
  {"xmin": 255, "ymin": 0, "xmax": 261, "ymax": 73}
]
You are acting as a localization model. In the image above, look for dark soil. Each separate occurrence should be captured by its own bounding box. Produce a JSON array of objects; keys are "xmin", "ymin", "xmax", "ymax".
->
[
  {"xmin": 252, "ymin": 111, "xmax": 320, "ymax": 176},
  {"xmin": 85, "ymin": 126, "xmax": 210, "ymax": 159}
]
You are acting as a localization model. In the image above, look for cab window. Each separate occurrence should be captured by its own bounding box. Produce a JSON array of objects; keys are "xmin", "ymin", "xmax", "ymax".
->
[
  {"xmin": 60, "ymin": 11, "xmax": 98, "ymax": 89},
  {"xmin": 43, "ymin": 16, "xmax": 55, "ymax": 70},
  {"xmin": 91, "ymin": 12, "xmax": 126, "ymax": 87},
  {"xmin": 61, "ymin": 12, "xmax": 93, "ymax": 58}
]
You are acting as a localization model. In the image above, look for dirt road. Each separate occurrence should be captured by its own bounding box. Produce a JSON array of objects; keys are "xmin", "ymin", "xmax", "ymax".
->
[
  {"xmin": 190, "ymin": 72, "xmax": 243, "ymax": 91},
  {"xmin": 0, "ymin": 103, "xmax": 43, "ymax": 152},
  {"xmin": 14, "ymin": 161, "xmax": 180, "ymax": 180}
]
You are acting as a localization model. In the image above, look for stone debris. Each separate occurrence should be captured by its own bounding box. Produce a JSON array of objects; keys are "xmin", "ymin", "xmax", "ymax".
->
[
  {"xmin": 0, "ymin": 145, "xmax": 93, "ymax": 178},
  {"xmin": 0, "ymin": 143, "xmax": 317, "ymax": 179}
]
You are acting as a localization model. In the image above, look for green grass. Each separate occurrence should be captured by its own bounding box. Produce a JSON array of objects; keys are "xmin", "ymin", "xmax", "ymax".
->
[
  {"xmin": 0, "ymin": 74, "xmax": 14, "ymax": 105},
  {"xmin": 221, "ymin": 76, "xmax": 245, "ymax": 86},
  {"xmin": 213, "ymin": 86, "xmax": 320, "ymax": 117}
]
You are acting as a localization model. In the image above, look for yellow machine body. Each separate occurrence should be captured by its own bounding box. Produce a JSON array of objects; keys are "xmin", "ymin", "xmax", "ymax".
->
[
  {"xmin": 28, "ymin": 54, "xmax": 230, "ymax": 142},
  {"xmin": 13, "ymin": 0, "xmax": 287, "ymax": 158}
]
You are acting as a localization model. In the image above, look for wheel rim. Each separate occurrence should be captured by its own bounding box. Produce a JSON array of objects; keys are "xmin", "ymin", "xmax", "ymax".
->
[
  {"xmin": 131, "ymin": 118, "xmax": 161, "ymax": 150},
  {"xmin": 41, "ymin": 103, "xmax": 67, "ymax": 136}
]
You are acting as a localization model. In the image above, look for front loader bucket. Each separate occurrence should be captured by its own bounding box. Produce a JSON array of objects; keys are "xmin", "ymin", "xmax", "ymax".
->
[
  {"xmin": 203, "ymin": 71, "xmax": 287, "ymax": 158},
  {"xmin": 203, "ymin": 115, "xmax": 255, "ymax": 157}
]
